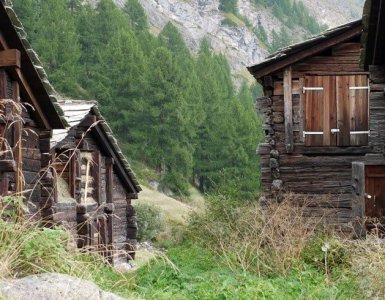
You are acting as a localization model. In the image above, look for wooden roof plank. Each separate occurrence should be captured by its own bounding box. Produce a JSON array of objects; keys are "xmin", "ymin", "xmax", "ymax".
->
[{"xmin": 248, "ymin": 20, "xmax": 363, "ymax": 79}]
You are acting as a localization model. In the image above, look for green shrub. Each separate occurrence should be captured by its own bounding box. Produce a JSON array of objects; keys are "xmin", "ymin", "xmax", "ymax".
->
[
  {"xmin": 136, "ymin": 203, "xmax": 165, "ymax": 241},
  {"xmin": 161, "ymin": 171, "xmax": 190, "ymax": 197}
]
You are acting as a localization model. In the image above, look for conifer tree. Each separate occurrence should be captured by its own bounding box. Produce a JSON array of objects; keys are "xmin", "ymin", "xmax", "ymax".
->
[
  {"xmin": 124, "ymin": 0, "xmax": 149, "ymax": 33},
  {"xmin": 13, "ymin": 0, "xmax": 81, "ymax": 97},
  {"xmin": 142, "ymin": 47, "xmax": 193, "ymax": 195}
]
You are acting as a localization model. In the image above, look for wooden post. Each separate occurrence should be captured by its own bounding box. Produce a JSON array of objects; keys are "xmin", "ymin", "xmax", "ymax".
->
[
  {"xmin": 106, "ymin": 157, "xmax": 114, "ymax": 204},
  {"xmin": 12, "ymin": 81, "xmax": 23, "ymax": 196},
  {"xmin": 70, "ymin": 150, "xmax": 81, "ymax": 202},
  {"xmin": 352, "ymin": 161, "xmax": 366, "ymax": 238},
  {"xmin": 299, "ymin": 77, "xmax": 305, "ymax": 143},
  {"xmin": 284, "ymin": 67, "xmax": 294, "ymax": 153},
  {"xmin": 91, "ymin": 151, "xmax": 101, "ymax": 203}
]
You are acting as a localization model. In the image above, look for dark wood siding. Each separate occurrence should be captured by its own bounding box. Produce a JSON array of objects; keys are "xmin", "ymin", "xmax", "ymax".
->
[
  {"xmin": 52, "ymin": 121, "xmax": 136, "ymax": 263},
  {"xmin": 256, "ymin": 41, "xmax": 371, "ymax": 229}
]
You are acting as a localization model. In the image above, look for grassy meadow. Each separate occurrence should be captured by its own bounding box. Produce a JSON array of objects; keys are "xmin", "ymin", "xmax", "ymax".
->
[{"xmin": 2, "ymin": 187, "xmax": 385, "ymax": 300}]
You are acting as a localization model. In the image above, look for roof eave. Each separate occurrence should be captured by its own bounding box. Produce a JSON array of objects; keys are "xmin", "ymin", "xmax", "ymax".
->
[
  {"xmin": 248, "ymin": 19, "xmax": 363, "ymax": 79},
  {"xmin": 0, "ymin": 1, "xmax": 66, "ymax": 129}
]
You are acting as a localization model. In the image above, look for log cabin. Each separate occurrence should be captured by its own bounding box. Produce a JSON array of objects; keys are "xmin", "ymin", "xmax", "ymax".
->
[
  {"xmin": 51, "ymin": 100, "xmax": 141, "ymax": 263},
  {"xmin": 0, "ymin": 0, "xmax": 141, "ymax": 261},
  {"xmin": 247, "ymin": 19, "xmax": 370, "ymax": 234},
  {"xmin": 0, "ymin": 0, "xmax": 67, "ymax": 218}
]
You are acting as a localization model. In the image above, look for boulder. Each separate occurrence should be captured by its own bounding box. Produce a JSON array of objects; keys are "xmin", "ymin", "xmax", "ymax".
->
[{"xmin": 0, "ymin": 273, "xmax": 122, "ymax": 300}]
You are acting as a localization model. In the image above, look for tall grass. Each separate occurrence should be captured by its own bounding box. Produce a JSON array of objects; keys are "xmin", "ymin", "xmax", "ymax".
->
[
  {"xmin": 184, "ymin": 193, "xmax": 385, "ymax": 298},
  {"xmin": 0, "ymin": 205, "xmax": 142, "ymax": 298},
  {"xmin": 188, "ymin": 194, "xmax": 331, "ymax": 275}
]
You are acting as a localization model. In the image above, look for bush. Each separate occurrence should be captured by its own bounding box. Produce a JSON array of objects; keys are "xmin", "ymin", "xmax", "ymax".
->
[
  {"xmin": 188, "ymin": 194, "xmax": 330, "ymax": 275},
  {"xmin": 136, "ymin": 203, "xmax": 165, "ymax": 241}
]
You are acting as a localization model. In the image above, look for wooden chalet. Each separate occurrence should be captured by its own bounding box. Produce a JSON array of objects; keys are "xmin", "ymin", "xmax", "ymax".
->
[
  {"xmin": 51, "ymin": 100, "xmax": 141, "ymax": 263},
  {"xmin": 0, "ymin": 0, "xmax": 67, "ymax": 218},
  {"xmin": 247, "ymin": 19, "xmax": 372, "ymax": 233},
  {"xmin": 0, "ymin": 0, "xmax": 141, "ymax": 262}
]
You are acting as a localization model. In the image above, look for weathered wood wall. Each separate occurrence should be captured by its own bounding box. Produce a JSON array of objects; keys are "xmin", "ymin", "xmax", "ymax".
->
[
  {"xmin": 52, "ymin": 115, "xmax": 137, "ymax": 263},
  {"xmin": 0, "ymin": 70, "xmax": 56, "ymax": 221},
  {"xmin": 257, "ymin": 41, "xmax": 373, "ymax": 229},
  {"xmin": 368, "ymin": 65, "xmax": 385, "ymax": 152}
]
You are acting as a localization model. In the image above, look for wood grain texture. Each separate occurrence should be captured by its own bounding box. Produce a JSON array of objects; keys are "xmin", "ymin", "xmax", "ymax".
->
[
  {"xmin": 0, "ymin": 49, "xmax": 20, "ymax": 69},
  {"xmin": 283, "ymin": 67, "xmax": 293, "ymax": 153}
]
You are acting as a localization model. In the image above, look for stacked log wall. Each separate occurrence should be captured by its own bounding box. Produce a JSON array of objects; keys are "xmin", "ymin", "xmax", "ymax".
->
[
  {"xmin": 21, "ymin": 105, "xmax": 41, "ymax": 214},
  {"xmin": 368, "ymin": 65, "xmax": 385, "ymax": 153},
  {"xmin": 0, "ymin": 70, "xmax": 47, "ymax": 217},
  {"xmin": 257, "ymin": 42, "xmax": 371, "ymax": 228}
]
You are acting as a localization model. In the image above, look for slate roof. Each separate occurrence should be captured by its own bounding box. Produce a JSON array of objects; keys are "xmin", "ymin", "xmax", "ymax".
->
[
  {"xmin": 0, "ymin": 0, "xmax": 67, "ymax": 128},
  {"xmin": 247, "ymin": 19, "xmax": 363, "ymax": 79},
  {"xmin": 52, "ymin": 100, "xmax": 142, "ymax": 193}
]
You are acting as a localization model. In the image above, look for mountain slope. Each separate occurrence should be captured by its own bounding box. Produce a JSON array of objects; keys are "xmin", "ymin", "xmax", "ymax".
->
[
  {"xmin": 118, "ymin": 0, "xmax": 364, "ymax": 82},
  {"xmin": 301, "ymin": 0, "xmax": 364, "ymax": 27}
]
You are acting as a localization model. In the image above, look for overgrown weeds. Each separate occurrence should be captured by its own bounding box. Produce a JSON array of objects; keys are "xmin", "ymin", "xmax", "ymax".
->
[
  {"xmin": 0, "ymin": 201, "xmax": 138, "ymax": 298},
  {"xmin": 182, "ymin": 192, "xmax": 385, "ymax": 298},
  {"xmin": 188, "ymin": 193, "xmax": 334, "ymax": 275}
]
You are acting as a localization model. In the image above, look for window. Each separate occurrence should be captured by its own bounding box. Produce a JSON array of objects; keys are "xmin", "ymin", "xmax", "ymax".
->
[{"xmin": 303, "ymin": 75, "xmax": 369, "ymax": 146}]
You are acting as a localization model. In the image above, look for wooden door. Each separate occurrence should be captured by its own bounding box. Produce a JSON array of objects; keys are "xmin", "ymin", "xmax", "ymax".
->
[
  {"xmin": 96, "ymin": 215, "xmax": 109, "ymax": 258},
  {"xmin": 77, "ymin": 214, "xmax": 111, "ymax": 257},
  {"xmin": 365, "ymin": 166, "xmax": 385, "ymax": 233}
]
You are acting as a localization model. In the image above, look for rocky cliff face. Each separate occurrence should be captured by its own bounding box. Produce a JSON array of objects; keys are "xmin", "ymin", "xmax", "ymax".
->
[
  {"xmin": 110, "ymin": 0, "xmax": 364, "ymax": 82},
  {"xmin": 301, "ymin": 0, "xmax": 365, "ymax": 27},
  {"xmin": 138, "ymin": 0, "xmax": 266, "ymax": 80}
]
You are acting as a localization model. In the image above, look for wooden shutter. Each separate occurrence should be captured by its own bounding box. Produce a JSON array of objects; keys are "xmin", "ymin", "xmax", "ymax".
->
[
  {"xmin": 336, "ymin": 76, "xmax": 350, "ymax": 146},
  {"xmin": 337, "ymin": 75, "xmax": 369, "ymax": 146},
  {"xmin": 304, "ymin": 76, "xmax": 337, "ymax": 146},
  {"xmin": 304, "ymin": 74, "xmax": 368, "ymax": 147},
  {"xmin": 349, "ymin": 75, "xmax": 369, "ymax": 146},
  {"xmin": 322, "ymin": 76, "xmax": 337, "ymax": 146}
]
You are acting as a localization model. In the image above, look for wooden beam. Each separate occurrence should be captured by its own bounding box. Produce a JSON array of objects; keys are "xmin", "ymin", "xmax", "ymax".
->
[
  {"xmin": 0, "ymin": 49, "xmax": 20, "ymax": 69},
  {"xmin": 9, "ymin": 68, "xmax": 51, "ymax": 129},
  {"xmin": 91, "ymin": 151, "xmax": 101, "ymax": 203},
  {"xmin": 283, "ymin": 67, "xmax": 293, "ymax": 153},
  {"xmin": 299, "ymin": 77, "xmax": 305, "ymax": 143},
  {"xmin": 106, "ymin": 157, "xmax": 114, "ymax": 203},
  {"xmin": 352, "ymin": 161, "xmax": 366, "ymax": 238},
  {"xmin": 93, "ymin": 125, "xmax": 138, "ymax": 193}
]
